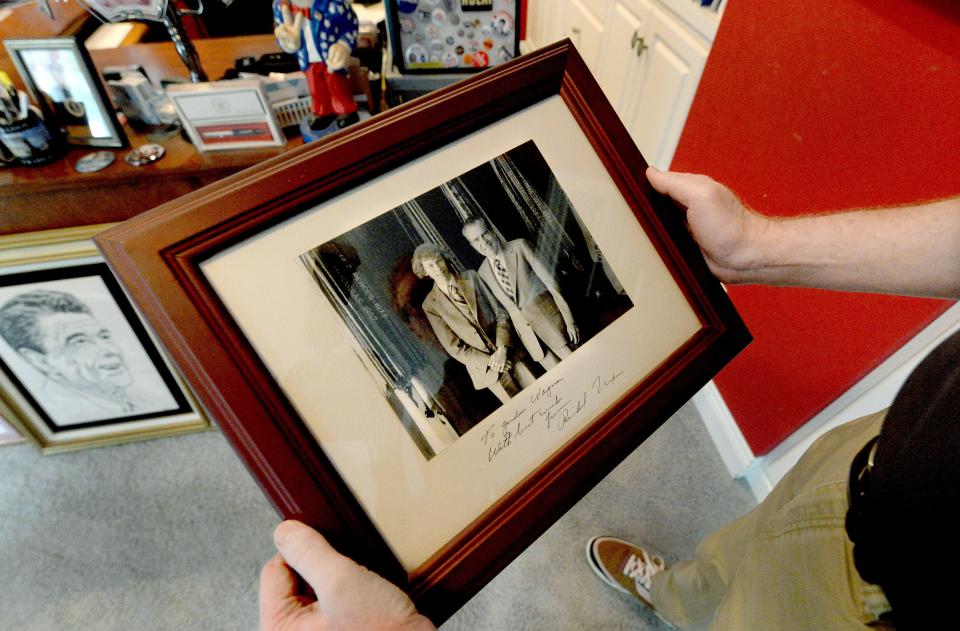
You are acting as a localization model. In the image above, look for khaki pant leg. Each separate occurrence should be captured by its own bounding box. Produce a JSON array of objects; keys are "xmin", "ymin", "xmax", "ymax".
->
[{"xmin": 651, "ymin": 411, "xmax": 886, "ymax": 630}]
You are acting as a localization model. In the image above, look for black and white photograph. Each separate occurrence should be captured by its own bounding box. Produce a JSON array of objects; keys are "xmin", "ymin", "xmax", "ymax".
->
[
  {"xmin": 300, "ymin": 141, "xmax": 634, "ymax": 459},
  {"xmin": 0, "ymin": 262, "xmax": 192, "ymax": 434}
]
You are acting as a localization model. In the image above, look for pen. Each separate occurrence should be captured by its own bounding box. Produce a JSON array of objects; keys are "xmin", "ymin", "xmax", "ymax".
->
[
  {"xmin": 17, "ymin": 90, "xmax": 28, "ymax": 120},
  {"xmin": 201, "ymin": 128, "xmax": 264, "ymax": 138}
]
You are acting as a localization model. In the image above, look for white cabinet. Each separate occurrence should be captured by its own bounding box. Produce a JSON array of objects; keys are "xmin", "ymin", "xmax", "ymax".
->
[
  {"xmin": 563, "ymin": 0, "xmax": 608, "ymax": 74},
  {"xmin": 526, "ymin": 0, "xmax": 720, "ymax": 169},
  {"xmin": 615, "ymin": 4, "xmax": 710, "ymax": 168}
]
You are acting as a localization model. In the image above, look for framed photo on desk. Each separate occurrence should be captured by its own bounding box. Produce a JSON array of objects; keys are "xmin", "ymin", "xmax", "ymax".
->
[
  {"xmin": 95, "ymin": 41, "xmax": 750, "ymax": 623},
  {"xmin": 4, "ymin": 37, "xmax": 127, "ymax": 148}
]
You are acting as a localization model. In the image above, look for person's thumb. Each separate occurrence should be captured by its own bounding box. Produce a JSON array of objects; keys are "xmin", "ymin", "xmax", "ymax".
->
[{"xmin": 274, "ymin": 520, "xmax": 357, "ymax": 595}]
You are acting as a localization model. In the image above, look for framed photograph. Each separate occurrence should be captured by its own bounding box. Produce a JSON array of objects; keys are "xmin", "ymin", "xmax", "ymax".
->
[
  {"xmin": 166, "ymin": 80, "xmax": 286, "ymax": 152},
  {"xmin": 0, "ymin": 225, "xmax": 209, "ymax": 453},
  {"xmin": 95, "ymin": 41, "xmax": 749, "ymax": 622},
  {"xmin": 3, "ymin": 37, "xmax": 128, "ymax": 148},
  {"xmin": 79, "ymin": 0, "xmax": 167, "ymax": 22},
  {"xmin": 385, "ymin": 0, "xmax": 521, "ymax": 73}
]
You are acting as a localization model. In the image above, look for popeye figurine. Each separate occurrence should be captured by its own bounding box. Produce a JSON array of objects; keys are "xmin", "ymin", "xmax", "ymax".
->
[{"xmin": 273, "ymin": 0, "xmax": 359, "ymax": 132}]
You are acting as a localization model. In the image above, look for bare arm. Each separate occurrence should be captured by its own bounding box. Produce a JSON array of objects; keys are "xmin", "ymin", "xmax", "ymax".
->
[{"xmin": 647, "ymin": 167, "xmax": 960, "ymax": 299}]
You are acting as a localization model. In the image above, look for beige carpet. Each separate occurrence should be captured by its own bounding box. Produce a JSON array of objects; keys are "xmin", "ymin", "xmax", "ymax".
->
[{"xmin": 0, "ymin": 401, "xmax": 754, "ymax": 630}]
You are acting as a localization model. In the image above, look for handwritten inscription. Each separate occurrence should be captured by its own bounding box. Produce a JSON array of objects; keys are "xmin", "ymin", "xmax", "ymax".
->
[{"xmin": 480, "ymin": 369, "xmax": 624, "ymax": 462}]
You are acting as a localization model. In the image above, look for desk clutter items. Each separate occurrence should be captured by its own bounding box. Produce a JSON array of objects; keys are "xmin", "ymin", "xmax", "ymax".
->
[
  {"xmin": 104, "ymin": 66, "xmax": 179, "ymax": 129},
  {"xmin": 3, "ymin": 37, "xmax": 128, "ymax": 149},
  {"xmin": 74, "ymin": 150, "xmax": 116, "ymax": 173},
  {"xmin": 385, "ymin": 0, "xmax": 520, "ymax": 73},
  {"xmin": 0, "ymin": 73, "xmax": 60, "ymax": 167},
  {"xmin": 165, "ymin": 79, "xmax": 286, "ymax": 152},
  {"xmin": 124, "ymin": 143, "xmax": 166, "ymax": 166}
]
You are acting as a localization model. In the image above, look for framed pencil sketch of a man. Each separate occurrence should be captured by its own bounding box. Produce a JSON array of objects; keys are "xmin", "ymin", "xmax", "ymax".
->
[
  {"xmin": 0, "ymin": 257, "xmax": 207, "ymax": 452},
  {"xmin": 299, "ymin": 140, "xmax": 634, "ymax": 460}
]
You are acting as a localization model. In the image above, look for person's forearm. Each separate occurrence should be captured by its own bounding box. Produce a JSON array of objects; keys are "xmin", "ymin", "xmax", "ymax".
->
[{"xmin": 740, "ymin": 198, "xmax": 960, "ymax": 298}]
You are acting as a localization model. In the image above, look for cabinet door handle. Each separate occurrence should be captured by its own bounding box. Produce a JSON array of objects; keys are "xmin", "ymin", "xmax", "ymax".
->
[{"xmin": 631, "ymin": 30, "xmax": 648, "ymax": 57}]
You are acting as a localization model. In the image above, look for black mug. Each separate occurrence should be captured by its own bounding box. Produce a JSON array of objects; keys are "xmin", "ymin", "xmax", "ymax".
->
[{"xmin": 0, "ymin": 110, "xmax": 60, "ymax": 166}]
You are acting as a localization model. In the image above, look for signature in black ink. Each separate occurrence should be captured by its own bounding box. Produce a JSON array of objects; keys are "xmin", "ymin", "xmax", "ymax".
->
[
  {"xmin": 502, "ymin": 407, "xmax": 527, "ymax": 432},
  {"xmin": 487, "ymin": 428, "xmax": 513, "ymax": 462},
  {"xmin": 530, "ymin": 378, "xmax": 564, "ymax": 404},
  {"xmin": 593, "ymin": 369, "xmax": 624, "ymax": 395}
]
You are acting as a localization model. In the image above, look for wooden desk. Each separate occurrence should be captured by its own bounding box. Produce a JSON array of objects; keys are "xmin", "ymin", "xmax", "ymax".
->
[
  {"xmin": 1, "ymin": 36, "xmax": 303, "ymax": 235},
  {"xmin": 0, "ymin": 2, "xmax": 90, "ymax": 41}
]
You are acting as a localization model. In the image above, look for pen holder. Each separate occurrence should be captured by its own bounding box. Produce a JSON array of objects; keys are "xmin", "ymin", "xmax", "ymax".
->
[{"xmin": 0, "ymin": 110, "xmax": 61, "ymax": 166}]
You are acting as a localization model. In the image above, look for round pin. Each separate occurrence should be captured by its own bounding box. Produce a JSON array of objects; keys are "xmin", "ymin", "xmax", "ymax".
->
[
  {"xmin": 429, "ymin": 39, "xmax": 445, "ymax": 55},
  {"xmin": 463, "ymin": 53, "xmax": 474, "ymax": 65},
  {"xmin": 396, "ymin": 0, "xmax": 417, "ymax": 13},
  {"xmin": 431, "ymin": 7, "xmax": 446, "ymax": 26},
  {"xmin": 426, "ymin": 24, "xmax": 440, "ymax": 38},
  {"xmin": 491, "ymin": 11, "xmax": 514, "ymax": 36},
  {"xmin": 442, "ymin": 50, "xmax": 458, "ymax": 68},
  {"xmin": 449, "ymin": 13, "xmax": 460, "ymax": 26},
  {"xmin": 74, "ymin": 150, "xmax": 115, "ymax": 173},
  {"xmin": 124, "ymin": 143, "xmax": 165, "ymax": 166},
  {"xmin": 483, "ymin": 37, "xmax": 494, "ymax": 50},
  {"xmin": 455, "ymin": 45, "xmax": 465, "ymax": 55},
  {"xmin": 405, "ymin": 43, "xmax": 429, "ymax": 64},
  {"xmin": 481, "ymin": 24, "xmax": 493, "ymax": 38},
  {"xmin": 415, "ymin": 32, "xmax": 425, "ymax": 43},
  {"xmin": 445, "ymin": 36, "xmax": 455, "ymax": 45},
  {"xmin": 400, "ymin": 16, "xmax": 415, "ymax": 33},
  {"xmin": 472, "ymin": 50, "xmax": 489, "ymax": 68}
]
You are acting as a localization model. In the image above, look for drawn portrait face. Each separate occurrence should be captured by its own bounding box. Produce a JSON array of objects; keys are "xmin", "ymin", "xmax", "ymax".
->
[
  {"xmin": 462, "ymin": 221, "xmax": 502, "ymax": 258},
  {"xmin": 21, "ymin": 310, "xmax": 132, "ymax": 398}
]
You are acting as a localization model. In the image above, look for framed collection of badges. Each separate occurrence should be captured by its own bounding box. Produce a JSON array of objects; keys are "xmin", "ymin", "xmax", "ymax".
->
[{"xmin": 385, "ymin": 0, "xmax": 521, "ymax": 73}]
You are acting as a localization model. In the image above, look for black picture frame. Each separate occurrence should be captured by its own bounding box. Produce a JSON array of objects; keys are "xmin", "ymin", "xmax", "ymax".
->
[
  {"xmin": 385, "ymin": 0, "xmax": 522, "ymax": 74},
  {"xmin": 0, "ymin": 235, "xmax": 207, "ymax": 453},
  {"xmin": 4, "ymin": 37, "xmax": 128, "ymax": 148}
]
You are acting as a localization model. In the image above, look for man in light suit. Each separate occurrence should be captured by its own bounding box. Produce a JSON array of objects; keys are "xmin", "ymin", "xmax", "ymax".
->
[
  {"xmin": 462, "ymin": 218, "xmax": 579, "ymax": 370},
  {"xmin": 411, "ymin": 244, "xmax": 534, "ymax": 404}
]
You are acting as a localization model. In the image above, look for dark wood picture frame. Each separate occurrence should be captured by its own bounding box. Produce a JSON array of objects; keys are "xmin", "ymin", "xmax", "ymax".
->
[{"xmin": 95, "ymin": 41, "xmax": 750, "ymax": 624}]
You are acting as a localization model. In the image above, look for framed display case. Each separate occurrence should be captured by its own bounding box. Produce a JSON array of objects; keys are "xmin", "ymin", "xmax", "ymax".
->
[{"xmin": 385, "ymin": 0, "xmax": 521, "ymax": 73}]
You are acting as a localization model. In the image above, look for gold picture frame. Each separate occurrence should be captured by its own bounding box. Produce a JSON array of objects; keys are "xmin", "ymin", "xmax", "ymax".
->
[{"xmin": 0, "ymin": 225, "xmax": 209, "ymax": 454}]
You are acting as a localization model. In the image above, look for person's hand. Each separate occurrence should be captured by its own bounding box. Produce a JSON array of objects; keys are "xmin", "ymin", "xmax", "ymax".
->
[
  {"xmin": 275, "ymin": 5, "xmax": 303, "ymax": 54},
  {"xmin": 565, "ymin": 322, "xmax": 580, "ymax": 345},
  {"xmin": 487, "ymin": 345, "xmax": 509, "ymax": 373},
  {"xmin": 260, "ymin": 520, "xmax": 436, "ymax": 631},
  {"xmin": 646, "ymin": 167, "xmax": 772, "ymax": 284},
  {"xmin": 326, "ymin": 42, "xmax": 350, "ymax": 72}
]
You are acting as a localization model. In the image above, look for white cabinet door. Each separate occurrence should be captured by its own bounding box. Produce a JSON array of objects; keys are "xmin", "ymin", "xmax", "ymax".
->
[
  {"xmin": 526, "ymin": 0, "xmax": 568, "ymax": 49},
  {"xmin": 595, "ymin": 0, "xmax": 655, "ymax": 113},
  {"xmin": 620, "ymin": 6, "xmax": 709, "ymax": 169},
  {"xmin": 563, "ymin": 0, "xmax": 607, "ymax": 74}
]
